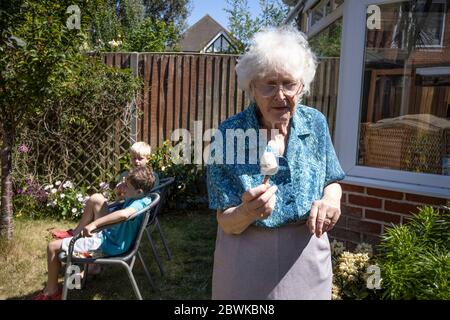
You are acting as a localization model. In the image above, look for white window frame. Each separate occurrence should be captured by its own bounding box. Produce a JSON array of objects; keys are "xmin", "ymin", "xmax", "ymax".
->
[
  {"xmin": 334, "ymin": 0, "xmax": 450, "ymax": 199},
  {"xmin": 305, "ymin": 0, "xmax": 344, "ymax": 34},
  {"xmin": 201, "ymin": 31, "xmax": 236, "ymax": 53}
]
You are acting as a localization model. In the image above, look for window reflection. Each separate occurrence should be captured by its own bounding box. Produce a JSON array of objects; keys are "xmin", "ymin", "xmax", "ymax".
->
[{"xmin": 359, "ymin": 0, "xmax": 450, "ymax": 176}]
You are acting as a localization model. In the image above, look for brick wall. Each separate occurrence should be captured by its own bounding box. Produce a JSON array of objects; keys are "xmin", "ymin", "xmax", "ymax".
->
[{"xmin": 328, "ymin": 183, "xmax": 449, "ymax": 250}]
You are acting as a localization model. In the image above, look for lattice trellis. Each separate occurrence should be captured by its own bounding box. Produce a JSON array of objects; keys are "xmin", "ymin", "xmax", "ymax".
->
[{"xmin": 15, "ymin": 106, "xmax": 134, "ymax": 188}]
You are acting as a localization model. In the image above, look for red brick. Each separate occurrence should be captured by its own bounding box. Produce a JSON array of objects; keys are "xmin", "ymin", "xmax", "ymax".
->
[
  {"xmin": 341, "ymin": 205, "xmax": 363, "ymax": 218},
  {"xmin": 329, "ymin": 226, "xmax": 361, "ymax": 243},
  {"xmin": 366, "ymin": 187, "xmax": 404, "ymax": 200},
  {"xmin": 348, "ymin": 194, "xmax": 382, "ymax": 209},
  {"xmin": 385, "ymin": 200, "xmax": 421, "ymax": 215},
  {"xmin": 365, "ymin": 209, "xmax": 401, "ymax": 224},
  {"xmin": 341, "ymin": 183, "xmax": 365, "ymax": 193},
  {"xmin": 335, "ymin": 215, "xmax": 347, "ymax": 228},
  {"xmin": 340, "ymin": 192, "xmax": 348, "ymax": 205},
  {"xmin": 404, "ymin": 194, "xmax": 447, "ymax": 206},
  {"xmin": 348, "ymin": 218, "xmax": 383, "ymax": 235}
]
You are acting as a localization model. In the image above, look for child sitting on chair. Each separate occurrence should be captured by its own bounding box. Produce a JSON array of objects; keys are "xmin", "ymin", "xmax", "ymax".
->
[
  {"xmin": 50, "ymin": 141, "xmax": 158, "ymax": 240},
  {"xmin": 33, "ymin": 166, "xmax": 156, "ymax": 300}
]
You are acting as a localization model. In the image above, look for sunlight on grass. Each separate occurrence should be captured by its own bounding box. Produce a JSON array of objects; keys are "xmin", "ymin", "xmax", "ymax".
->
[
  {"xmin": 0, "ymin": 210, "xmax": 217, "ymax": 300},
  {"xmin": 0, "ymin": 218, "xmax": 73, "ymax": 299}
]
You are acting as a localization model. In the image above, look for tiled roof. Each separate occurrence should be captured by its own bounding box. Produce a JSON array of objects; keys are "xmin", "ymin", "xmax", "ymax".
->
[{"xmin": 179, "ymin": 14, "xmax": 231, "ymax": 52}]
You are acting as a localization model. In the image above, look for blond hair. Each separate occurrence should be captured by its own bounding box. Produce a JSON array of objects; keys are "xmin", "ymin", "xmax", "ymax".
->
[{"xmin": 130, "ymin": 141, "xmax": 151, "ymax": 158}]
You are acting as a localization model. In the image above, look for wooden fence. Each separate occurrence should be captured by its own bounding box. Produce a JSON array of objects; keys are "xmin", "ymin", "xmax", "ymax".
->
[{"xmin": 101, "ymin": 53, "xmax": 340, "ymax": 148}]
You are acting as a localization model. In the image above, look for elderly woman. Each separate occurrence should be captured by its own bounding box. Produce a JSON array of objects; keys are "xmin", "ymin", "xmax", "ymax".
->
[{"xmin": 206, "ymin": 26, "xmax": 345, "ymax": 300}]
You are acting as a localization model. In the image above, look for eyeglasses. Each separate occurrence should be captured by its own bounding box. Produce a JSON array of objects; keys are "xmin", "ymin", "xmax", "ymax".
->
[{"xmin": 253, "ymin": 81, "xmax": 302, "ymax": 97}]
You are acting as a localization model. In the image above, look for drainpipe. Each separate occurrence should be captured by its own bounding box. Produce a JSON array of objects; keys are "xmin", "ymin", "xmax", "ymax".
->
[{"xmin": 281, "ymin": 0, "xmax": 306, "ymax": 25}]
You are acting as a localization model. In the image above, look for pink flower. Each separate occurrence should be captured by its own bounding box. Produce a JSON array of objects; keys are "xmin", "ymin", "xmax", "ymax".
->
[{"xmin": 18, "ymin": 145, "xmax": 29, "ymax": 153}]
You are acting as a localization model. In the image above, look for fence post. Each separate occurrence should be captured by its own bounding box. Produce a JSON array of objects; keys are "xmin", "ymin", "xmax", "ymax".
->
[{"xmin": 130, "ymin": 52, "xmax": 139, "ymax": 143}]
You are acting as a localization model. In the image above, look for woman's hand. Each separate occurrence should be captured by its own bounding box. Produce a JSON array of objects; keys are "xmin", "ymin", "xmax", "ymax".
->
[
  {"xmin": 216, "ymin": 184, "xmax": 278, "ymax": 235},
  {"xmin": 240, "ymin": 183, "xmax": 278, "ymax": 220},
  {"xmin": 307, "ymin": 197, "xmax": 341, "ymax": 238}
]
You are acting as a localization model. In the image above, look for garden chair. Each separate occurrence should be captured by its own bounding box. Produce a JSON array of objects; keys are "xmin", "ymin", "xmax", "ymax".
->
[
  {"xmin": 144, "ymin": 176, "xmax": 175, "ymax": 276},
  {"xmin": 59, "ymin": 192, "xmax": 160, "ymax": 300}
]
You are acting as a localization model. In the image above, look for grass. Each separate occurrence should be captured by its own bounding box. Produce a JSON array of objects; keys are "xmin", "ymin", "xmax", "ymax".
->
[{"xmin": 0, "ymin": 209, "xmax": 217, "ymax": 300}]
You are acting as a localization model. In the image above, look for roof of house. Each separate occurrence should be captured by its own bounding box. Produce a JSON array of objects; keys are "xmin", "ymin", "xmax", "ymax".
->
[{"xmin": 179, "ymin": 14, "xmax": 233, "ymax": 52}]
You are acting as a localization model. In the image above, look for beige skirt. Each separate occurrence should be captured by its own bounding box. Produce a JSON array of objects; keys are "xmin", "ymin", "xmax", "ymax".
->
[{"xmin": 212, "ymin": 221, "xmax": 332, "ymax": 300}]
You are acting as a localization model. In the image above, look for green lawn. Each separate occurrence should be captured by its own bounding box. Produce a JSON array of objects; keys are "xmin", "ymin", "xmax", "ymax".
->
[{"xmin": 0, "ymin": 209, "xmax": 217, "ymax": 300}]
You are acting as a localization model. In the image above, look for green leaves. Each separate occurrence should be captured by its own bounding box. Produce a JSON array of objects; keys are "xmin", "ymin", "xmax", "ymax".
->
[
  {"xmin": 123, "ymin": 18, "xmax": 178, "ymax": 52},
  {"xmin": 224, "ymin": 0, "xmax": 289, "ymax": 53},
  {"xmin": 91, "ymin": 1, "xmax": 181, "ymax": 52},
  {"xmin": 378, "ymin": 206, "xmax": 450, "ymax": 299}
]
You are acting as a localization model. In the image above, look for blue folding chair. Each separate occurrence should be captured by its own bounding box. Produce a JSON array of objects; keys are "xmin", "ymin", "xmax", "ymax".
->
[
  {"xmin": 59, "ymin": 193, "xmax": 160, "ymax": 300},
  {"xmin": 145, "ymin": 177, "xmax": 175, "ymax": 276}
]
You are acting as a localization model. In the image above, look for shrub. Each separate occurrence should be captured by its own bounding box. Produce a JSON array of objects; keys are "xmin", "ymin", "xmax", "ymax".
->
[
  {"xmin": 331, "ymin": 240, "xmax": 382, "ymax": 300},
  {"xmin": 377, "ymin": 206, "xmax": 450, "ymax": 300},
  {"xmin": 149, "ymin": 141, "xmax": 207, "ymax": 209},
  {"xmin": 12, "ymin": 55, "xmax": 141, "ymax": 188},
  {"xmin": 13, "ymin": 176, "xmax": 114, "ymax": 221}
]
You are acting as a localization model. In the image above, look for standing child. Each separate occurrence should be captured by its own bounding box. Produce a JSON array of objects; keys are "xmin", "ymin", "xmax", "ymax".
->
[
  {"xmin": 33, "ymin": 166, "xmax": 156, "ymax": 300},
  {"xmin": 50, "ymin": 141, "xmax": 156, "ymax": 239}
]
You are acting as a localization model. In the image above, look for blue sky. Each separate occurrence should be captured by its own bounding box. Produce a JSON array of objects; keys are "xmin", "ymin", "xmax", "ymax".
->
[{"xmin": 187, "ymin": 0, "xmax": 262, "ymax": 29}]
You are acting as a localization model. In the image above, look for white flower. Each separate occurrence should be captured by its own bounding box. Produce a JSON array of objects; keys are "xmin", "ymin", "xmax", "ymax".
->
[
  {"xmin": 108, "ymin": 39, "xmax": 119, "ymax": 48},
  {"xmin": 60, "ymin": 194, "xmax": 65, "ymax": 199},
  {"xmin": 355, "ymin": 242, "xmax": 373, "ymax": 257},
  {"xmin": 99, "ymin": 182, "xmax": 109, "ymax": 190},
  {"xmin": 77, "ymin": 197, "xmax": 84, "ymax": 203},
  {"xmin": 63, "ymin": 181, "xmax": 73, "ymax": 189},
  {"xmin": 51, "ymin": 200, "xmax": 57, "ymax": 206},
  {"xmin": 330, "ymin": 240, "xmax": 345, "ymax": 256},
  {"xmin": 55, "ymin": 181, "xmax": 62, "ymax": 186},
  {"xmin": 76, "ymin": 193, "xmax": 83, "ymax": 198},
  {"xmin": 161, "ymin": 166, "xmax": 166, "ymax": 171},
  {"xmin": 44, "ymin": 184, "xmax": 54, "ymax": 191},
  {"xmin": 71, "ymin": 208, "xmax": 77, "ymax": 213},
  {"xmin": 51, "ymin": 188, "xmax": 57, "ymax": 194}
]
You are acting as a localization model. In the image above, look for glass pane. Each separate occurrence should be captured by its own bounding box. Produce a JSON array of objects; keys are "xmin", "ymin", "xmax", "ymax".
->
[
  {"xmin": 309, "ymin": 17, "xmax": 342, "ymax": 57},
  {"xmin": 334, "ymin": 0, "xmax": 344, "ymax": 8},
  {"xmin": 221, "ymin": 36, "xmax": 230, "ymax": 52},
  {"xmin": 326, "ymin": 0, "xmax": 333, "ymax": 14},
  {"xmin": 213, "ymin": 39, "xmax": 220, "ymax": 52},
  {"xmin": 310, "ymin": 1, "xmax": 325, "ymax": 26},
  {"xmin": 359, "ymin": 1, "xmax": 450, "ymax": 176},
  {"xmin": 306, "ymin": 18, "xmax": 343, "ymax": 139}
]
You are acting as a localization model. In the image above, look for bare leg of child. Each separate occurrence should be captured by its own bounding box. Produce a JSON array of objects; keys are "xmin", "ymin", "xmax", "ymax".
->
[
  {"xmin": 44, "ymin": 239, "xmax": 64, "ymax": 295},
  {"xmin": 71, "ymin": 193, "xmax": 109, "ymax": 235}
]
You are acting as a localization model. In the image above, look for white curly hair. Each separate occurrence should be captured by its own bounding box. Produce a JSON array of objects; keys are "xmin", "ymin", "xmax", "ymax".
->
[{"xmin": 236, "ymin": 25, "xmax": 318, "ymax": 101}]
